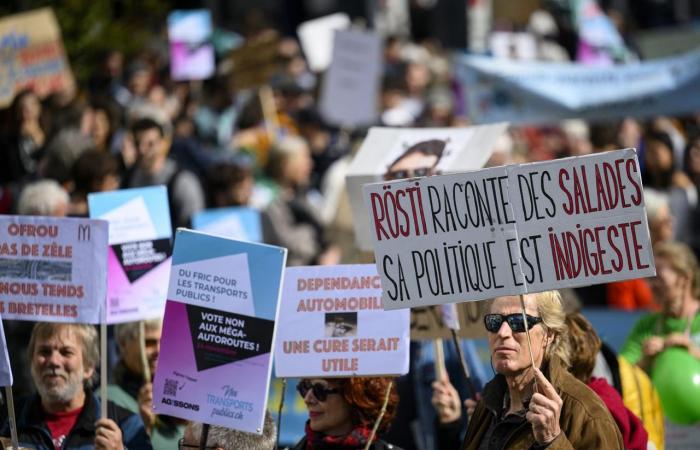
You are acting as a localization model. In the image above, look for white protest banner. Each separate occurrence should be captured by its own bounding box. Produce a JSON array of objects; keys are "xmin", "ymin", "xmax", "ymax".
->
[
  {"xmin": 363, "ymin": 148, "xmax": 655, "ymax": 310},
  {"xmin": 275, "ymin": 264, "xmax": 409, "ymax": 377},
  {"xmin": 0, "ymin": 216, "xmax": 108, "ymax": 322},
  {"xmin": 319, "ymin": 29, "xmax": 382, "ymax": 127},
  {"xmin": 346, "ymin": 124, "xmax": 509, "ymax": 251},
  {"xmin": 153, "ymin": 230, "xmax": 286, "ymax": 434},
  {"xmin": 0, "ymin": 8, "xmax": 75, "ymax": 108},
  {"xmin": 454, "ymin": 48, "xmax": 700, "ymax": 124},
  {"xmin": 297, "ymin": 13, "xmax": 350, "ymax": 72},
  {"xmin": 0, "ymin": 320, "xmax": 12, "ymax": 386},
  {"xmin": 88, "ymin": 186, "xmax": 172, "ymax": 323}
]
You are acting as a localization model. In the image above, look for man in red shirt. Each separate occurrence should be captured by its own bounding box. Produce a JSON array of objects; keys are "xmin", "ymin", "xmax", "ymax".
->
[{"xmin": 0, "ymin": 323, "xmax": 151, "ymax": 450}]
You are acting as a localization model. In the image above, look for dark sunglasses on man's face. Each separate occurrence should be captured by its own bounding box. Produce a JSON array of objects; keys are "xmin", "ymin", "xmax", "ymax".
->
[
  {"xmin": 296, "ymin": 380, "xmax": 340, "ymax": 402},
  {"xmin": 385, "ymin": 167, "xmax": 433, "ymax": 181},
  {"xmin": 484, "ymin": 313, "xmax": 543, "ymax": 333}
]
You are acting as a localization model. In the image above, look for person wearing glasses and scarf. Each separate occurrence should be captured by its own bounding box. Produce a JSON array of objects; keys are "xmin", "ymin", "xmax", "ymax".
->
[
  {"xmin": 292, "ymin": 377, "xmax": 403, "ymax": 450},
  {"xmin": 433, "ymin": 291, "xmax": 623, "ymax": 449}
]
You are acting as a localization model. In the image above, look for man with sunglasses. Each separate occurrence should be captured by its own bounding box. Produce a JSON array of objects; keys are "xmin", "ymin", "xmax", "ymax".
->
[{"xmin": 434, "ymin": 291, "xmax": 623, "ymax": 449}]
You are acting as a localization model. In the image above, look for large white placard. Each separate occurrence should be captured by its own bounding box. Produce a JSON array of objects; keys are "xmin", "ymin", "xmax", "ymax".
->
[
  {"xmin": 275, "ymin": 264, "xmax": 410, "ymax": 377},
  {"xmin": 363, "ymin": 149, "xmax": 655, "ymax": 309},
  {"xmin": 0, "ymin": 216, "xmax": 108, "ymax": 323},
  {"xmin": 297, "ymin": 13, "xmax": 350, "ymax": 72},
  {"xmin": 319, "ymin": 29, "xmax": 382, "ymax": 127}
]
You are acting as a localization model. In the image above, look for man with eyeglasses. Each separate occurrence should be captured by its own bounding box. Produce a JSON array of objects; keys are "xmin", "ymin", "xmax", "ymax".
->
[
  {"xmin": 178, "ymin": 412, "xmax": 276, "ymax": 450},
  {"xmin": 432, "ymin": 291, "xmax": 623, "ymax": 450}
]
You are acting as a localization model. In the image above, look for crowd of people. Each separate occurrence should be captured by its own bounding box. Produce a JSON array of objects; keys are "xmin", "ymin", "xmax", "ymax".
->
[{"xmin": 1, "ymin": 1, "xmax": 700, "ymax": 449}]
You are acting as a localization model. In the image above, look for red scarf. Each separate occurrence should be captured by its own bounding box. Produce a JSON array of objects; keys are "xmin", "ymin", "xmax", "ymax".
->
[{"xmin": 304, "ymin": 421, "xmax": 374, "ymax": 450}]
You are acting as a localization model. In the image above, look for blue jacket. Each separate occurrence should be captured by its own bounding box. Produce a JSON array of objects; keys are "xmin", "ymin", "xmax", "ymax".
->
[{"xmin": 0, "ymin": 390, "xmax": 152, "ymax": 450}]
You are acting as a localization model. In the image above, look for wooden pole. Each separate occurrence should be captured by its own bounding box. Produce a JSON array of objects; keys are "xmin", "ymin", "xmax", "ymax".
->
[
  {"xmin": 363, "ymin": 380, "xmax": 393, "ymax": 450},
  {"xmin": 100, "ymin": 322, "xmax": 108, "ymax": 419},
  {"xmin": 519, "ymin": 294, "xmax": 538, "ymax": 392},
  {"xmin": 4, "ymin": 386, "xmax": 19, "ymax": 449}
]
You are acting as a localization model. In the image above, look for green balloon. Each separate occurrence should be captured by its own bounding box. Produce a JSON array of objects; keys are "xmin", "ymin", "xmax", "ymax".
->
[{"xmin": 651, "ymin": 347, "xmax": 700, "ymax": 425}]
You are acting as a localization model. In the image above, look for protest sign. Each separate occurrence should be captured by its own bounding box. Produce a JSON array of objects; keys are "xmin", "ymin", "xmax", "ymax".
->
[
  {"xmin": 153, "ymin": 229, "xmax": 286, "ymax": 434},
  {"xmin": 319, "ymin": 29, "xmax": 382, "ymax": 127},
  {"xmin": 226, "ymin": 32, "xmax": 279, "ymax": 90},
  {"xmin": 0, "ymin": 320, "xmax": 12, "ymax": 386},
  {"xmin": 363, "ymin": 148, "xmax": 655, "ymax": 310},
  {"xmin": 347, "ymin": 124, "xmax": 509, "ymax": 251},
  {"xmin": 0, "ymin": 216, "xmax": 108, "ymax": 322},
  {"xmin": 275, "ymin": 264, "xmax": 409, "ymax": 378},
  {"xmin": 0, "ymin": 8, "xmax": 74, "ymax": 108},
  {"xmin": 88, "ymin": 186, "xmax": 172, "ymax": 323},
  {"xmin": 168, "ymin": 10, "xmax": 215, "ymax": 81},
  {"xmin": 297, "ymin": 13, "xmax": 350, "ymax": 72},
  {"xmin": 455, "ymin": 48, "xmax": 700, "ymax": 124},
  {"xmin": 193, "ymin": 207, "xmax": 262, "ymax": 242}
]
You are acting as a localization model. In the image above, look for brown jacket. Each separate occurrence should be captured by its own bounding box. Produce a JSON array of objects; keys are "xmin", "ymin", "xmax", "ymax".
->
[{"xmin": 462, "ymin": 360, "xmax": 624, "ymax": 450}]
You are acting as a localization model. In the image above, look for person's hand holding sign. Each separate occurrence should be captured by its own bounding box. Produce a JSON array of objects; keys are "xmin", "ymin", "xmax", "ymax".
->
[{"xmin": 526, "ymin": 368, "xmax": 563, "ymax": 445}]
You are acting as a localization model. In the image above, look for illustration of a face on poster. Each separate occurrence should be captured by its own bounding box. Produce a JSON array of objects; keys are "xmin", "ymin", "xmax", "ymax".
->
[{"xmin": 381, "ymin": 130, "xmax": 472, "ymax": 181}]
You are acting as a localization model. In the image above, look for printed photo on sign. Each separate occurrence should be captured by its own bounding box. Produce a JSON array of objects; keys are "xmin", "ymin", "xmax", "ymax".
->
[
  {"xmin": 362, "ymin": 148, "xmax": 655, "ymax": 310},
  {"xmin": 347, "ymin": 124, "xmax": 509, "ymax": 250},
  {"xmin": 153, "ymin": 229, "xmax": 286, "ymax": 435},
  {"xmin": 0, "ymin": 216, "xmax": 108, "ymax": 323},
  {"xmin": 88, "ymin": 186, "xmax": 172, "ymax": 323},
  {"xmin": 275, "ymin": 264, "xmax": 410, "ymax": 378}
]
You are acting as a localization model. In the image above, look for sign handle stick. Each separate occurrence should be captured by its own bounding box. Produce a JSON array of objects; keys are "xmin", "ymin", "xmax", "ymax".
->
[
  {"xmin": 100, "ymin": 322, "xmax": 108, "ymax": 419},
  {"xmin": 275, "ymin": 379, "xmax": 287, "ymax": 450},
  {"xmin": 199, "ymin": 423, "xmax": 210, "ymax": 450},
  {"xmin": 4, "ymin": 386, "xmax": 19, "ymax": 449},
  {"xmin": 449, "ymin": 329, "xmax": 478, "ymax": 400},
  {"xmin": 433, "ymin": 338, "xmax": 446, "ymax": 381},
  {"xmin": 519, "ymin": 294, "xmax": 538, "ymax": 393},
  {"xmin": 259, "ymin": 85, "xmax": 279, "ymax": 143},
  {"xmin": 363, "ymin": 380, "xmax": 393, "ymax": 450},
  {"xmin": 138, "ymin": 321, "xmax": 151, "ymax": 383}
]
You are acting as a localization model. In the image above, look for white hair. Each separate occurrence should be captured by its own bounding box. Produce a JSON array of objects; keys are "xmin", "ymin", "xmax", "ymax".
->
[
  {"xmin": 187, "ymin": 412, "xmax": 276, "ymax": 450},
  {"xmin": 17, "ymin": 180, "xmax": 69, "ymax": 216}
]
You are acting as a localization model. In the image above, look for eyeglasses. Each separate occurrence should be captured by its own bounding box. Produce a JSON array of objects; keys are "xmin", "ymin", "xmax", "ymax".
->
[
  {"xmin": 296, "ymin": 380, "xmax": 340, "ymax": 402},
  {"xmin": 385, "ymin": 167, "xmax": 433, "ymax": 181},
  {"xmin": 178, "ymin": 438, "xmax": 217, "ymax": 450},
  {"xmin": 484, "ymin": 313, "xmax": 543, "ymax": 333}
]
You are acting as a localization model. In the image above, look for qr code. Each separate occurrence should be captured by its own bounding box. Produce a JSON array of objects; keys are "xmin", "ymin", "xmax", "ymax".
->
[{"xmin": 164, "ymin": 379, "xmax": 178, "ymax": 397}]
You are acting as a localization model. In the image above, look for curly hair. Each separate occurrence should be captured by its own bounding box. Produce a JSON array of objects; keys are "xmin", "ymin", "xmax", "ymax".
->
[{"xmin": 338, "ymin": 377, "xmax": 398, "ymax": 433}]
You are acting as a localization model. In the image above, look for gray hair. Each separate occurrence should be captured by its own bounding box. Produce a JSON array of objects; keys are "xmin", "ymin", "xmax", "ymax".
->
[
  {"xmin": 187, "ymin": 412, "xmax": 276, "ymax": 450},
  {"xmin": 17, "ymin": 180, "xmax": 69, "ymax": 216},
  {"xmin": 115, "ymin": 319, "xmax": 162, "ymax": 350}
]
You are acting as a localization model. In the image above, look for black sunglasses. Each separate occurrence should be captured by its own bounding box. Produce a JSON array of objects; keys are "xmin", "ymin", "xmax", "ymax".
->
[
  {"xmin": 484, "ymin": 313, "xmax": 543, "ymax": 333},
  {"xmin": 296, "ymin": 380, "xmax": 341, "ymax": 402},
  {"xmin": 385, "ymin": 167, "xmax": 433, "ymax": 180}
]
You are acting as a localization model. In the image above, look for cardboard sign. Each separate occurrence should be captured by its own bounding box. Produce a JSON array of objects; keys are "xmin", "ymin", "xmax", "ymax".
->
[
  {"xmin": 193, "ymin": 207, "xmax": 262, "ymax": 242},
  {"xmin": 363, "ymin": 149, "xmax": 655, "ymax": 309},
  {"xmin": 410, "ymin": 302, "xmax": 490, "ymax": 340},
  {"xmin": 0, "ymin": 216, "xmax": 108, "ymax": 323},
  {"xmin": 297, "ymin": 13, "xmax": 350, "ymax": 72},
  {"xmin": 168, "ymin": 10, "xmax": 215, "ymax": 81},
  {"xmin": 0, "ymin": 320, "xmax": 12, "ymax": 386},
  {"xmin": 347, "ymin": 124, "xmax": 509, "ymax": 251},
  {"xmin": 227, "ymin": 32, "xmax": 279, "ymax": 90},
  {"xmin": 0, "ymin": 8, "xmax": 75, "ymax": 108},
  {"xmin": 275, "ymin": 264, "xmax": 410, "ymax": 378},
  {"xmin": 319, "ymin": 29, "xmax": 382, "ymax": 127},
  {"xmin": 153, "ymin": 229, "xmax": 286, "ymax": 434},
  {"xmin": 88, "ymin": 187, "xmax": 172, "ymax": 323}
]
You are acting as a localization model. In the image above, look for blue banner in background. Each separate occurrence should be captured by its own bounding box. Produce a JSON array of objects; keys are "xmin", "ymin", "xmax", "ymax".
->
[{"xmin": 455, "ymin": 49, "xmax": 700, "ymax": 124}]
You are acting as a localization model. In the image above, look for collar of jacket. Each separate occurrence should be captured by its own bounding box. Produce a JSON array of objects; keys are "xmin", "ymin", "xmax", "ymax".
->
[
  {"xmin": 482, "ymin": 358, "xmax": 565, "ymax": 416},
  {"xmin": 20, "ymin": 389, "xmax": 98, "ymax": 434}
]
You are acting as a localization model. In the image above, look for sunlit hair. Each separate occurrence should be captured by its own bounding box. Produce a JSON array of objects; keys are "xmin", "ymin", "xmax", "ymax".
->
[
  {"xmin": 654, "ymin": 241, "xmax": 700, "ymax": 298},
  {"xmin": 335, "ymin": 376, "xmax": 398, "ymax": 433},
  {"xmin": 27, "ymin": 323, "xmax": 99, "ymax": 387},
  {"xmin": 265, "ymin": 135, "xmax": 309, "ymax": 182},
  {"xmin": 530, "ymin": 290, "xmax": 571, "ymax": 369},
  {"xmin": 187, "ymin": 411, "xmax": 276, "ymax": 450},
  {"xmin": 565, "ymin": 312, "xmax": 601, "ymax": 383},
  {"xmin": 115, "ymin": 319, "xmax": 162, "ymax": 351}
]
